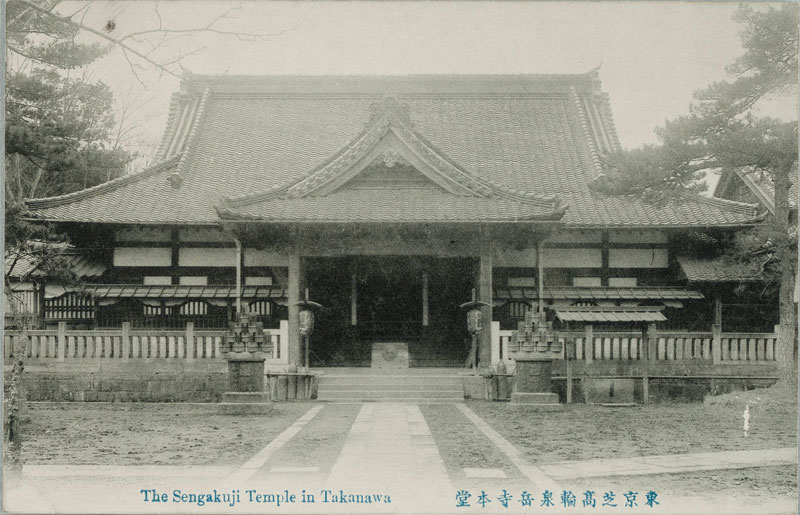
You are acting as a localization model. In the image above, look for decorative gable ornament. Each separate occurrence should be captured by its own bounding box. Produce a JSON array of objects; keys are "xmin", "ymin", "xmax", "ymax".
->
[
  {"xmin": 367, "ymin": 97, "xmax": 413, "ymax": 128},
  {"xmin": 381, "ymin": 150, "xmax": 404, "ymax": 168}
]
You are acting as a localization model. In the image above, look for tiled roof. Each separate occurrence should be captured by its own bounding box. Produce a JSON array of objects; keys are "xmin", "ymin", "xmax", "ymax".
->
[
  {"xmin": 83, "ymin": 284, "xmax": 285, "ymax": 299},
  {"xmin": 26, "ymin": 74, "xmax": 762, "ymax": 227},
  {"xmin": 677, "ymin": 255, "xmax": 764, "ymax": 282},
  {"xmin": 6, "ymin": 245, "xmax": 106, "ymax": 280},
  {"xmin": 554, "ymin": 306, "xmax": 667, "ymax": 322},
  {"xmin": 493, "ymin": 286, "xmax": 704, "ymax": 301}
]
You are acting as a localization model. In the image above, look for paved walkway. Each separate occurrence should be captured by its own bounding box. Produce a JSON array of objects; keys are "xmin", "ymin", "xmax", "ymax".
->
[
  {"xmin": 323, "ymin": 403, "xmax": 453, "ymax": 512},
  {"xmin": 539, "ymin": 446, "xmax": 798, "ymax": 481},
  {"xmin": 10, "ymin": 403, "xmax": 798, "ymax": 514}
]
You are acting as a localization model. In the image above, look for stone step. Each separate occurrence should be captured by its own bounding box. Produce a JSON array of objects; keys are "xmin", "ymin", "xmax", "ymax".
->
[
  {"xmin": 221, "ymin": 392, "xmax": 271, "ymax": 403},
  {"xmin": 320, "ymin": 397, "xmax": 464, "ymax": 404},
  {"xmin": 320, "ymin": 382, "xmax": 462, "ymax": 391},
  {"xmin": 318, "ymin": 376, "xmax": 463, "ymax": 385},
  {"xmin": 317, "ymin": 389, "xmax": 464, "ymax": 400}
]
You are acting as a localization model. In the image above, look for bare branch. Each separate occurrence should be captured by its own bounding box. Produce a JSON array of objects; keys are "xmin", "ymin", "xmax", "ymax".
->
[
  {"xmin": 10, "ymin": 0, "xmax": 183, "ymax": 79},
  {"xmin": 116, "ymin": 6, "xmax": 293, "ymax": 44}
]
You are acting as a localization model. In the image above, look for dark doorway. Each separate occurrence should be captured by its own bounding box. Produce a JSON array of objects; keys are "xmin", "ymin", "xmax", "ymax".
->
[{"xmin": 306, "ymin": 256, "xmax": 473, "ymax": 367}]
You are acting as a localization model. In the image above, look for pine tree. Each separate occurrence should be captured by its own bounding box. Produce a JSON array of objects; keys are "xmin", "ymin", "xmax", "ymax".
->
[
  {"xmin": 597, "ymin": 4, "xmax": 798, "ymax": 383},
  {"xmin": 4, "ymin": 0, "xmax": 131, "ymax": 476}
]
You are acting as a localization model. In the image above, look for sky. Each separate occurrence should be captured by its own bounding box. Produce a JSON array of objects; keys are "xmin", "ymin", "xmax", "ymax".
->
[{"xmin": 56, "ymin": 1, "xmax": 797, "ymax": 189}]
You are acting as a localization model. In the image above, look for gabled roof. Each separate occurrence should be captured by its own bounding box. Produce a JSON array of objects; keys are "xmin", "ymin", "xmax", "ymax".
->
[
  {"xmin": 714, "ymin": 167, "xmax": 798, "ymax": 216},
  {"xmin": 217, "ymin": 96, "xmax": 566, "ymax": 222},
  {"xmin": 26, "ymin": 73, "xmax": 762, "ymax": 227}
]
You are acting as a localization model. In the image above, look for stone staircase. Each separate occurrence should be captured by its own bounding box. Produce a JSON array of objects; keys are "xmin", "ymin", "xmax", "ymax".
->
[{"xmin": 315, "ymin": 372, "xmax": 465, "ymax": 403}]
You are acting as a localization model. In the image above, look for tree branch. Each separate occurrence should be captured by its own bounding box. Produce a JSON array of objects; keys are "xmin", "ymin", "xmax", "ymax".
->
[{"xmin": 10, "ymin": 0, "xmax": 183, "ymax": 79}]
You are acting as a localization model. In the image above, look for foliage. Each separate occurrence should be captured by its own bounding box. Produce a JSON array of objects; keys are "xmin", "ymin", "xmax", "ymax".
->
[
  {"xmin": 6, "ymin": 69, "xmax": 130, "ymax": 203},
  {"xmin": 596, "ymin": 4, "xmax": 799, "ymax": 378},
  {"xmin": 5, "ymin": 0, "xmax": 131, "ymax": 277},
  {"xmin": 598, "ymin": 4, "xmax": 798, "ymax": 199}
]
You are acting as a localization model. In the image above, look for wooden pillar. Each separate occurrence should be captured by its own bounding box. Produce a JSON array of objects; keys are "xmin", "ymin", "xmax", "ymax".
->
[
  {"xmin": 37, "ymin": 281, "xmax": 46, "ymax": 329},
  {"xmin": 537, "ymin": 240, "xmax": 545, "ymax": 315},
  {"xmin": 350, "ymin": 272, "xmax": 357, "ymax": 326},
  {"xmin": 564, "ymin": 332, "xmax": 577, "ymax": 404},
  {"xmin": 288, "ymin": 251, "xmax": 303, "ymax": 366},
  {"xmin": 641, "ymin": 323, "xmax": 649, "ymax": 404},
  {"xmin": 422, "ymin": 272, "xmax": 429, "ymax": 326},
  {"xmin": 235, "ymin": 238, "xmax": 242, "ymax": 316},
  {"xmin": 478, "ymin": 237, "xmax": 493, "ymax": 368}
]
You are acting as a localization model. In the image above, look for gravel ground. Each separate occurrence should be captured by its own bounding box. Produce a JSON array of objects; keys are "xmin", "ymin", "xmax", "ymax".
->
[
  {"xmin": 420, "ymin": 403, "xmax": 529, "ymax": 491},
  {"xmin": 266, "ymin": 403, "xmax": 361, "ymax": 471},
  {"xmin": 21, "ymin": 402, "xmax": 313, "ymax": 466},
  {"xmin": 562, "ymin": 465, "xmax": 797, "ymax": 510},
  {"xmin": 468, "ymin": 397, "xmax": 796, "ymax": 464}
]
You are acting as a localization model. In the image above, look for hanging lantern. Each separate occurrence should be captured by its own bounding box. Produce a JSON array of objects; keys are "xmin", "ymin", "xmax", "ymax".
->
[
  {"xmin": 467, "ymin": 308, "xmax": 483, "ymax": 335},
  {"xmin": 299, "ymin": 309, "xmax": 315, "ymax": 337}
]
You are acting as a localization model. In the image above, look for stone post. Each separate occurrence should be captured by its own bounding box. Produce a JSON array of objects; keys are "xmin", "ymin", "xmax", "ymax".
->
[
  {"xmin": 57, "ymin": 322, "xmax": 67, "ymax": 362},
  {"xmin": 584, "ymin": 324, "xmax": 593, "ymax": 363},
  {"xmin": 121, "ymin": 322, "xmax": 131, "ymax": 361},
  {"xmin": 185, "ymin": 321, "xmax": 194, "ymax": 361}
]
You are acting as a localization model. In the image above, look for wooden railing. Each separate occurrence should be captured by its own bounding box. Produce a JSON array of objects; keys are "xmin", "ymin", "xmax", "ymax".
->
[
  {"xmin": 492, "ymin": 322, "xmax": 777, "ymax": 366},
  {"xmin": 4, "ymin": 320, "xmax": 289, "ymax": 365}
]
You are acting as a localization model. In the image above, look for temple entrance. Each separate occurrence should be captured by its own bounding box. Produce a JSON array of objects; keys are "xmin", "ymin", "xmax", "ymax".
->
[{"xmin": 306, "ymin": 256, "xmax": 473, "ymax": 367}]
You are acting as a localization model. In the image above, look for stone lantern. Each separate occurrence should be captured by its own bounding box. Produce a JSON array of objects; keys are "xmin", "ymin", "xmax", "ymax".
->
[
  {"xmin": 220, "ymin": 309, "xmax": 273, "ymax": 391},
  {"xmin": 506, "ymin": 309, "xmax": 563, "ymax": 407},
  {"xmin": 293, "ymin": 296, "xmax": 322, "ymax": 369},
  {"xmin": 218, "ymin": 307, "xmax": 275, "ymax": 414},
  {"xmin": 460, "ymin": 295, "xmax": 492, "ymax": 369}
]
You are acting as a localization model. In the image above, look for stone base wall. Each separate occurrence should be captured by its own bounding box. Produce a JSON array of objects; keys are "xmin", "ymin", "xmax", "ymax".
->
[
  {"xmin": 3, "ymin": 361, "xmax": 228, "ymax": 402},
  {"xmin": 549, "ymin": 376, "xmax": 777, "ymax": 404},
  {"xmin": 468, "ymin": 370, "xmax": 777, "ymax": 404}
]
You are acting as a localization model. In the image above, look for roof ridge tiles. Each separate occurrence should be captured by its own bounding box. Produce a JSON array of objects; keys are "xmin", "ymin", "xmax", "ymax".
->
[
  {"xmin": 597, "ymin": 92, "xmax": 622, "ymax": 152},
  {"xmin": 153, "ymin": 92, "xmax": 183, "ymax": 162},
  {"xmin": 180, "ymin": 73, "xmax": 602, "ymax": 97},
  {"xmin": 184, "ymin": 72, "xmax": 600, "ymax": 83},
  {"xmin": 570, "ymin": 86, "xmax": 604, "ymax": 179},
  {"xmin": 25, "ymin": 155, "xmax": 181, "ymax": 210},
  {"xmin": 166, "ymin": 87, "xmax": 212, "ymax": 188},
  {"xmin": 675, "ymin": 190, "xmax": 763, "ymax": 216}
]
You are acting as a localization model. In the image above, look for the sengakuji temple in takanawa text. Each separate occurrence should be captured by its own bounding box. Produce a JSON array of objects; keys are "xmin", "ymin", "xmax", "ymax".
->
[{"xmin": 19, "ymin": 73, "xmax": 779, "ymax": 381}]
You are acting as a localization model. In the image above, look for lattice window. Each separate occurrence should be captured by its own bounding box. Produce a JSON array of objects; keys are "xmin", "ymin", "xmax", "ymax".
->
[
  {"xmin": 179, "ymin": 301, "xmax": 208, "ymax": 316},
  {"xmin": 143, "ymin": 304, "xmax": 169, "ymax": 316},
  {"xmin": 248, "ymin": 300, "xmax": 272, "ymax": 316},
  {"xmin": 45, "ymin": 293, "xmax": 94, "ymax": 320},
  {"xmin": 508, "ymin": 301, "xmax": 531, "ymax": 319}
]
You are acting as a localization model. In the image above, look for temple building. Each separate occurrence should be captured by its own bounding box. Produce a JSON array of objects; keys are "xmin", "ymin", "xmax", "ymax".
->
[{"xmin": 23, "ymin": 73, "xmax": 774, "ymax": 369}]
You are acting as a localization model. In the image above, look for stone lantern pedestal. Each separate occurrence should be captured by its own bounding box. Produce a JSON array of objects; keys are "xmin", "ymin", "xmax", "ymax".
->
[
  {"xmin": 218, "ymin": 312, "xmax": 275, "ymax": 415},
  {"xmin": 508, "ymin": 311, "xmax": 563, "ymax": 408}
]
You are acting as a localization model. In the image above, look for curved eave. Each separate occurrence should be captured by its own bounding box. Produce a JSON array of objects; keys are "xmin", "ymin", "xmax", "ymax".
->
[
  {"xmin": 24, "ymin": 156, "xmax": 180, "ymax": 211},
  {"xmin": 214, "ymin": 204, "xmax": 568, "ymax": 224}
]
